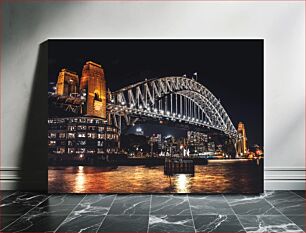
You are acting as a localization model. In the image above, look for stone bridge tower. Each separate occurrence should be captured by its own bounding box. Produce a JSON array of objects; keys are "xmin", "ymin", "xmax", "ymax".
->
[
  {"xmin": 56, "ymin": 69, "xmax": 79, "ymax": 96},
  {"xmin": 236, "ymin": 122, "xmax": 247, "ymax": 156},
  {"xmin": 80, "ymin": 61, "xmax": 107, "ymax": 119}
]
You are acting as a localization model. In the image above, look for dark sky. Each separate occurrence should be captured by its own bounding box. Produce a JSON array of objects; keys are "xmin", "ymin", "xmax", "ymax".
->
[{"xmin": 48, "ymin": 40, "xmax": 263, "ymax": 146}]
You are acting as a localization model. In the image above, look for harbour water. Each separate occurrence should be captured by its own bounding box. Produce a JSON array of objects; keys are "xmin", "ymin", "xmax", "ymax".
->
[{"xmin": 48, "ymin": 159, "xmax": 263, "ymax": 193}]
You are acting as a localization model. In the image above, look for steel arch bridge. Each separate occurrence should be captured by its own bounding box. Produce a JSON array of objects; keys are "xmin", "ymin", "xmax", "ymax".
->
[{"xmin": 107, "ymin": 76, "xmax": 238, "ymax": 139}]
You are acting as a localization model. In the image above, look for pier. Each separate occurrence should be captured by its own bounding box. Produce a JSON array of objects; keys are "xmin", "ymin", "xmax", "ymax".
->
[{"xmin": 164, "ymin": 158, "xmax": 195, "ymax": 175}]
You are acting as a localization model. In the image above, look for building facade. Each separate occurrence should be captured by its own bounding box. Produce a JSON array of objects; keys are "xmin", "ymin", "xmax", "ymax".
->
[
  {"xmin": 187, "ymin": 131, "xmax": 208, "ymax": 154},
  {"xmin": 49, "ymin": 61, "xmax": 119, "ymax": 159},
  {"xmin": 48, "ymin": 117, "xmax": 119, "ymax": 157}
]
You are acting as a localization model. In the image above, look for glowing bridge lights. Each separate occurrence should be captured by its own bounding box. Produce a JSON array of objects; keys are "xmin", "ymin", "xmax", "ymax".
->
[{"xmin": 109, "ymin": 76, "xmax": 238, "ymax": 138}]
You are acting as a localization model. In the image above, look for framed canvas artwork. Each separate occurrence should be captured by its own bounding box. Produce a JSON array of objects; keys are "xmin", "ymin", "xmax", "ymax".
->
[{"xmin": 48, "ymin": 40, "xmax": 263, "ymax": 193}]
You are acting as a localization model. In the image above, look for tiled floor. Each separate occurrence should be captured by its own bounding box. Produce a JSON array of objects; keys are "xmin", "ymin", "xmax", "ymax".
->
[{"xmin": 0, "ymin": 191, "xmax": 304, "ymax": 232}]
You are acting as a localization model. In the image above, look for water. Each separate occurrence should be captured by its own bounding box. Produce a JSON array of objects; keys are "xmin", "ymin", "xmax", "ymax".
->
[{"xmin": 48, "ymin": 159, "xmax": 263, "ymax": 193}]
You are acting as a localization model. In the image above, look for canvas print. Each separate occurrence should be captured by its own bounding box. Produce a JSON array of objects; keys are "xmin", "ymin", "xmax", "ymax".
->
[{"xmin": 48, "ymin": 40, "xmax": 263, "ymax": 193}]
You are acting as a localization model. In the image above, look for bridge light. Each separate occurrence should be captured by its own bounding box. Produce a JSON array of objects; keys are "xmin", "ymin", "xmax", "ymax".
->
[
  {"xmin": 196, "ymin": 119, "xmax": 199, "ymax": 122},
  {"xmin": 183, "ymin": 115, "xmax": 186, "ymax": 118},
  {"xmin": 178, "ymin": 114, "xmax": 181, "ymax": 117},
  {"xmin": 139, "ymin": 105, "xmax": 143, "ymax": 109},
  {"xmin": 130, "ymin": 103, "xmax": 134, "ymax": 108},
  {"xmin": 110, "ymin": 99, "xmax": 114, "ymax": 102},
  {"xmin": 166, "ymin": 111, "xmax": 170, "ymax": 115},
  {"xmin": 192, "ymin": 117, "xmax": 195, "ymax": 121},
  {"xmin": 172, "ymin": 113, "xmax": 176, "ymax": 116},
  {"xmin": 121, "ymin": 101, "xmax": 125, "ymax": 105},
  {"xmin": 154, "ymin": 108, "xmax": 157, "ymax": 113},
  {"xmin": 160, "ymin": 110, "xmax": 164, "ymax": 114},
  {"xmin": 147, "ymin": 107, "xmax": 150, "ymax": 111}
]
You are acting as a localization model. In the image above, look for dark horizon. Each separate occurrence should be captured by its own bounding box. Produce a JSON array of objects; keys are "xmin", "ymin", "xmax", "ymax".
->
[{"xmin": 48, "ymin": 39, "xmax": 263, "ymax": 147}]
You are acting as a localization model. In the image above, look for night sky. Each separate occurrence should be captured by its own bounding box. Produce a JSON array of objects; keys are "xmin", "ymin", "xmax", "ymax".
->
[{"xmin": 48, "ymin": 40, "xmax": 263, "ymax": 146}]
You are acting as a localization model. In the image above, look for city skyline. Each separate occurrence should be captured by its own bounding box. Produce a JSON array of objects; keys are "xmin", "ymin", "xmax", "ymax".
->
[{"xmin": 48, "ymin": 40, "xmax": 263, "ymax": 146}]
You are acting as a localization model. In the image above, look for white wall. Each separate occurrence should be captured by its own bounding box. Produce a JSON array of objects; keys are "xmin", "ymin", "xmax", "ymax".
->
[{"xmin": 1, "ymin": 1, "xmax": 304, "ymax": 190}]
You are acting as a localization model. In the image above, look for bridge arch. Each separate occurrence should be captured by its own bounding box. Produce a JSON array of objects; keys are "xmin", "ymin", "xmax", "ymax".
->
[{"xmin": 108, "ymin": 76, "xmax": 238, "ymax": 138}]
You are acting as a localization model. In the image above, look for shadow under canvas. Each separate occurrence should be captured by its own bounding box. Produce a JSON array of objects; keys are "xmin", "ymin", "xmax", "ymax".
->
[{"xmin": 17, "ymin": 41, "xmax": 48, "ymax": 191}]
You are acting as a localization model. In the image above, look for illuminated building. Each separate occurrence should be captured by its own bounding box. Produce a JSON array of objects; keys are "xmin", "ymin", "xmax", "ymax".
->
[
  {"xmin": 156, "ymin": 134, "xmax": 162, "ymax": 150},
  {"xmin": 207, "ymin": 141, "xmax": 215, "ymax": 152},
  {"xmin": 80, "ymin": 61, "xmax": 107, "ymax": 119},
  {"xmin": 149, "ymin": 134, "xmax": 162, "ymax": 152},
  {"xmin": 49, "ymin": 61, "xmax": 119, "ymax": 159},
  {"xmin": 56, "ymin": 69, "xmax": 79, "ymax": 96},
  {"xmin": 48, "ymin": 117, "xmax": 119, "ymax": 157},
  {"xmin": 237, "ymin": 122, "xmax": 248, "ymax": 156},
  {"xmin": 187, "ymin": 131, "xmax": 207, "ymax": 154}
]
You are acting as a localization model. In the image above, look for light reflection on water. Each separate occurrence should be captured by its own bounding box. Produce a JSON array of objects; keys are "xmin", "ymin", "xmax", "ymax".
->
[
  {"xmin": 75, "ymin": 166, "xmax": 86, "ymax": 193},
  {"xmin": 48, "ymin": 160, "xmax": 263, "ymax": 193}
]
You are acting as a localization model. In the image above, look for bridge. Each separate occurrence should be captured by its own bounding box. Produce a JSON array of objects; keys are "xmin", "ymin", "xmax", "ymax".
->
[
  {"xmin": 107, "ymin": 76, "xmax": 238, "ymax": 140},
  {"xmin": 49, "ymin": 63, "xmax": 242, "ymax": 154}
]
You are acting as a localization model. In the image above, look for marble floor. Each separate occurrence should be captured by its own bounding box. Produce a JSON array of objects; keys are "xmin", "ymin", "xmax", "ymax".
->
[{"xmin": 0, "ymin": 191, "xmax": 304, "ymax": 233}]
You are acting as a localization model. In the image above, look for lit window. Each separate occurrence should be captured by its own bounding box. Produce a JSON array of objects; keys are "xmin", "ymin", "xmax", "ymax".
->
[
  {"xmin": 98, "ymin": 127, "xmax": 104, "ymax": 132},
  {"xmin": 76, "ymin": 148, "xmax": 85, "ymax": 154},
  {"xmin": 68, "ymin": 148, "xmax": 75, "ymax": 154},
  {"xmin": 77, "ymin": 125, "xmax": 87, "ymax": 131},
  {"xmin": 77, "ymin": 140, "xmax": 86, "ymax": 146},
  {"xmin": 87, "ymin": 133, "xmax": 96, "ymax": 139},
  {"xmin": 68, "ymin": 126, "xmax": 76, "ymax": 131},
  {"xmin": 78, "ymin": 133, "xmax": 86, "ymax": 138},
  {"xmin": 49, "ymin": 133, "xmax": 56, "ymax": 139},
  {"xmin": 48, "ymin": 140, "xmax": 56, "ymax": 146},
  {"xmin": 88, "ymin": 126, "xmax": 96, "ymax": 131},
  {"xmin": 68, "ymin": 140, "xmax": 74, "ymax": 146},
  {"xmin": 97, "ymin": 148, "xmax": 104, "ymax": 154},
  {"xmin": 97, "ymin": 134, "xmax": 105, "ymax": 139},
  {"xmin": 97, "ymin": 141, "xmax": 103, "ymax": 147},
  {"xmin": 59, "ymin": 133, "xmax": 66, "ymax": 139},
  {"xmin": 87, "ymin": 119, "xmax": 94, "ymax": 123},
  {"xmin": 79, "ymin": 118, "xmax": 86, "ymax": 123},
  {"xmin": 68, "ymin": 133, "xmax": 75, "ymax": 139},
  {"xmin": 57, "ymin": 147, "xmax": 65, "ymax": 154}
]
